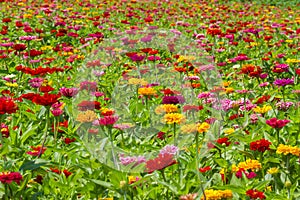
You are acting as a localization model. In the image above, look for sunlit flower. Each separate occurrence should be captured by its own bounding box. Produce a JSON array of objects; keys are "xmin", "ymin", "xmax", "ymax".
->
[
  {"xmin": 93, "ymin": 116, "xmax": 119, "ymax": 126},
  {"xmin": 253, "ymin": 105, "xmax": 272, "ymax": 114},
  {"xmin": 276, "ymin": 144, "xmax": 300, "ymax": 156},
  {"xmin": 224, "ymin": 128, "xmax": 234, "ymax": 135},
  {"xmin": 201, "ymin": 189, "xmax": 233, "ymax": 200},
  {"xmin": 138, "ymin": 87, "xmax": 156, "ymax": 96},
  {"xmin": 162, "ymin": 113, "xmax": 185, "ymax": 124},
  {"xmin": 267, "ymin": 167, "xmax": 279, "ymax": 174},
  {"xmin": 197, "ymin": 122, "xmax": 210, "ymax": 133},
  {"xmin": 76, "ymin": 110, "xmax": 98, "ymax": 123},
  {"xmin": 250, "ymin": 139, "xmax": 271, "ymax": 152},
  {"xmin": 246, "ymin": 189, "xmax": 265, "ymax": 199},
  {"xmin": 266, "ymin": 118, "xmax": 290, "ymax": 129},
  {"xmin": 155, "ymin": 104, "xmax": 178, "ymax": 114},
  {"xmin": 0, "ymin": 172, "xmax": 22, "ymax": 185},
  {"xmin": 0, "ymin": 97, "xmax": 18, "ymax": 114},
  {"xmin": 26, "ymin": 146, "xmax": 47, "ymax": 156},
  {"xmin": 180, "ymin": 124, "xmax": 198, "ymax": 133},
  {"xmin": 237, "ymin": 159, "xmax": 262, "ymax": 171},
  {"xmin": 128, "ymin": 78, "xmax": 148, "ymax": 86}
]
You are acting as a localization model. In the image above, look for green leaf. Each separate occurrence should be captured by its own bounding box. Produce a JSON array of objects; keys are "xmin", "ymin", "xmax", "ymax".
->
[
  {"xmin": 89, "ymin": 179, "xmax": 114, "ymax": 190},
  {"xmin": 156, "ymin": 180, "xmax": 178, "ymax": 194},
  {"xmin": 214, "ymin": 158, "xmax": 228, "ymax": 168},
  {"xmin": 19, "ymin": 159, "xmax": 49, "ymax": 171},
  {"xmin": 21, "ymin": 123, "xmax": 40, "ymax": 144}
]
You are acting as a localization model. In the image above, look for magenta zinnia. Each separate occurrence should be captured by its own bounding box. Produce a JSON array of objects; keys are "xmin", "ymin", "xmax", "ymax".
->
[
  {"xmin": 93, "ymin": 116, "xmax": 119, "ymax": 126},
  {"xmin": 0, "ymin": 172, "xmax": 22, "ymax": 185},
  {"xmin": 266, "ymin": 118, "xmax": 290, "ymax": 129}
]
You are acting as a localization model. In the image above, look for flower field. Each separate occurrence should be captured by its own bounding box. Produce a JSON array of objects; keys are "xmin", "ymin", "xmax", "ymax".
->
[{"xmin": 0, "ymin": 0, "xmax": 300, "ymax": 199}]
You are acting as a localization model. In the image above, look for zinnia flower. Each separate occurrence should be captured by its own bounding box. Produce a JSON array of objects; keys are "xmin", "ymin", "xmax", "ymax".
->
[
  {"xmin": 162, "ymin": 113, "xmax": 185, "ymax": 124},
  {"xmin": 0, "ymin": 97, "xmax": 18, "ymax": 114},
  {"xmin": 0, "ymin": 172, "xmax": 22, "ymax": 184},
  {"xmin": 29, "ymin": 78, "xmax": 44, "ymax": 88},
  {"xmin": 276, "ymin": 144, "xmax": 300, "ymax": 156},
  {"xmin": 155, "ymin": 104, "xmax": 178, "ymax": 114},
  {"xmin": 266, "ymin": 118, "xmax": 290, "ymax": 129},
  {"xmin": 197, "ymin": 122, "xmax": 210, "ymax": 133},
  {"xmin": 216, "ymin": 137, "xmax": 231, "ymax": 146},
  {"xmin": 246, "ymin": 189, "xmax": 266, "ymax": 199},
  {"xmin": 180, "ymin": 193, "xmax": 198, "ymax": 200},
  {"xmin": 159, "ymin": 145, "xmax": 179, "ymax": 156},
  {"xmin": 26, "ymin": 146, "xmax": 47, "ymax": 156},
  {"xmin": 33, "ymin": 93, "xmax": 61, "ymax": 106},
  {"xmin": 250, "ymin": 138, "xmax": 271, "ymax": 152},
  {"xmin": 273, "ymin": 78, "xmax": 294, "ymax": 87},
  {"xmin": 93, "ymin": 116, "xmax": 119, "ymax": 126},
  {"xmin": 201, "ymin": 189, "xmax": 233, "ymax": 200},
  {"xmin": 162, "ymin": 95, "xmax": 185, "ymax": 104},
  {"xmin": 146, "ymin": 153, "xmax": 177, "ymax": 173},
  {"xmin": 77, "ymin": 101, "xmax": 101, "ymax": 111},
  {"xmin": 138, "ymin": 87, "xmax": 156, "ymax": 96},
  {"xmin": 76, "ymin": 110, "xmax": 98, "ymax": 123},
  {"xmin": 59, "ymin": 87, "xmax": 79, "ymax": 98},
  {"xmin": 119, "ymin": 154, "xmax": 146, "ymax": 166},
  {"xmin": 199, "ymin": 166, "xmax": 211, "ymax": 173}
]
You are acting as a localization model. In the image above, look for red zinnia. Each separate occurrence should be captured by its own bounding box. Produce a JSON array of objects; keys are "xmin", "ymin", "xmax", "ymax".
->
[
  {"xmin": 50, "ymin": 168, "xmax": 72, "ymax": 177},
  {"xmin": 146, "ymin": 153, "xmax": 177, "ymax": 173},
  {"xmin": 77, "ymin": 101, "xmax": 101, "ymax": 111},
  {"xmin": 0, "ymin": 97, "xmax": 18, "ymax": 115},
  {"xmin": 216, "ymin": 137, "xmax": 231, "ymax": 146},
  {"xmin": 39, "ymin": 85, "xmax": 55, "ymax": 93},
  {"xmin": 250, "ymin": 139, "xmax": 271, "ymax": 152},
  {"xmin": 26, "ymin": 146, "xmax": 47, "ymax": 156},
  {"xmin": 64, "ymin": 137, "xmax": 76, "ymax": 145},
  {"xmin": 33, "ymin": 93, "xmax": 61, "ymax": 106},
  {"xmin": 199, "ymin": 166, "xmax": 211, "ymax": 173},
  {"xmin": 246, "ymin": 189, "xmax": 266, "ymax": 199}
]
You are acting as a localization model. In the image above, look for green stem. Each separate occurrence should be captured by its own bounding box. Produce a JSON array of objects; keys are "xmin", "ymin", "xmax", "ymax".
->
[
  {"xmin": 276, "ymin": 129, "xmax": 280, "ymax": 147},
  {"xmin": 54, "ymin": 117, "xmax": 57, "ymax": 143},
  {"xmin": 108, "ymin": 127, "xmax": 119, "ymax": 170},
  {"xmin": 38, "ymin": 108, "xmax": 50, "ymax": 158},
  {"xmin": 282, "ymin": 87, "xmax": 285, "ymax": 103},
  {"xmin": 173, "ymin": 123, "xmax": 177, "ymax": 146},
  {"xmin": 259, "ymin": 152, "xmax": 265, "ymax": 179},
  {"xmin": 160, "ymin": 169, "xmax": 167, "ymax": 182}
]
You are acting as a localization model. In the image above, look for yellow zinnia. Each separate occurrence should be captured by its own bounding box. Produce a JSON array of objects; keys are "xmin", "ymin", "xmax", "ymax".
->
[
  {"xmin": 197, "ymin": 122, "xmax": 210, "ymax": 133},
  {"xmin": 162, "ymin": 113, "xmax": 185, "ymax": 124},
  {"xmin": 76, "ymin": 110, "xmax": 98, "ymax": 123},
  {"xmin": 253, "ymin": 105, "xmax": 272, "ymax": 114},
  {"xmin": 155, "ymin": 104, "xmax": 178, "ymax": 114},
  {"xmin": 138, "ymin": 87, "xmax": 156, "ymax": 96}
]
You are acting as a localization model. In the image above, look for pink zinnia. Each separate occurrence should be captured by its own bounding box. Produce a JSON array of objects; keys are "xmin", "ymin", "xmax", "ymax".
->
[
  {"xmin": 29, "ymin": 77, "xmax": 43, "ymax": 88},
  {"xmin": 93, "ymin": 116, "xmax": 119, "ymax": 126},
  {"xmin": 59, "ymin": 87, "xmax": 79, "ymax": 98},
  {"xmin": 266, "ymin": 118, "xmax": 290, "ymax": 129}
]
